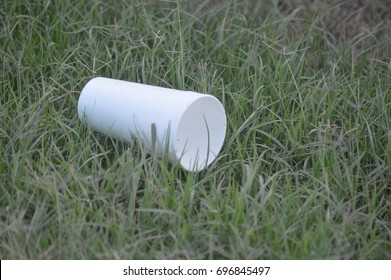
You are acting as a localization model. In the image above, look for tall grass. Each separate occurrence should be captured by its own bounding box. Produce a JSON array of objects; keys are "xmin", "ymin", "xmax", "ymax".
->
[{"xmin": 1, "ymin": 0, "xmax": 390, "ymax": 259}]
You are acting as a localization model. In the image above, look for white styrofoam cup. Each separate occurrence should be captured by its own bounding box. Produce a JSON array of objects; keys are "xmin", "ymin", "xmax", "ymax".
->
[{"xmin": 77, "ymin": 77, "xmax": 226, "ymax": 171}]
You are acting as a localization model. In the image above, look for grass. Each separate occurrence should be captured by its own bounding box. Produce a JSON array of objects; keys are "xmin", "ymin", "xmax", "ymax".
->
[{"xmin": 1, "ymin": 0, "xmax": 390, "ymax": 259}]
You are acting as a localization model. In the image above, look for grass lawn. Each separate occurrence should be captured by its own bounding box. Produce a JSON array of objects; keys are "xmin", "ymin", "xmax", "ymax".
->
[{"xmin": 1, "ymin": 0, "xmax": 390, "ymax": 259}]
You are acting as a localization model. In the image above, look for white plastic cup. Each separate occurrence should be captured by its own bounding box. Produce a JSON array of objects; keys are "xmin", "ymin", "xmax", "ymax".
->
[{"xmin": 77, "ymin": 77, "xmax": 226, "ymax": 171}]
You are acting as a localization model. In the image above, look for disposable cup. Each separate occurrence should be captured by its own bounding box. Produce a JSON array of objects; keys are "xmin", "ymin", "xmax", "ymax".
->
[{"xmin": 77, "ymin": 77, "xmax": 226, "ymax": 171}]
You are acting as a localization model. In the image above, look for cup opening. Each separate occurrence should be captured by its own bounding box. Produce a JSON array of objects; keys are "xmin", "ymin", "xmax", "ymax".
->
[{"xmin": 174, "ymin": 95, "xmax": 226, "ymax": 171}]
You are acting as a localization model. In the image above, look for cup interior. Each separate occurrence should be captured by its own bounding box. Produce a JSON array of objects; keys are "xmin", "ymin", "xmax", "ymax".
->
[{"xmin": 174, "ymin": 95, "xmax": 226, "ymax": 171}]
